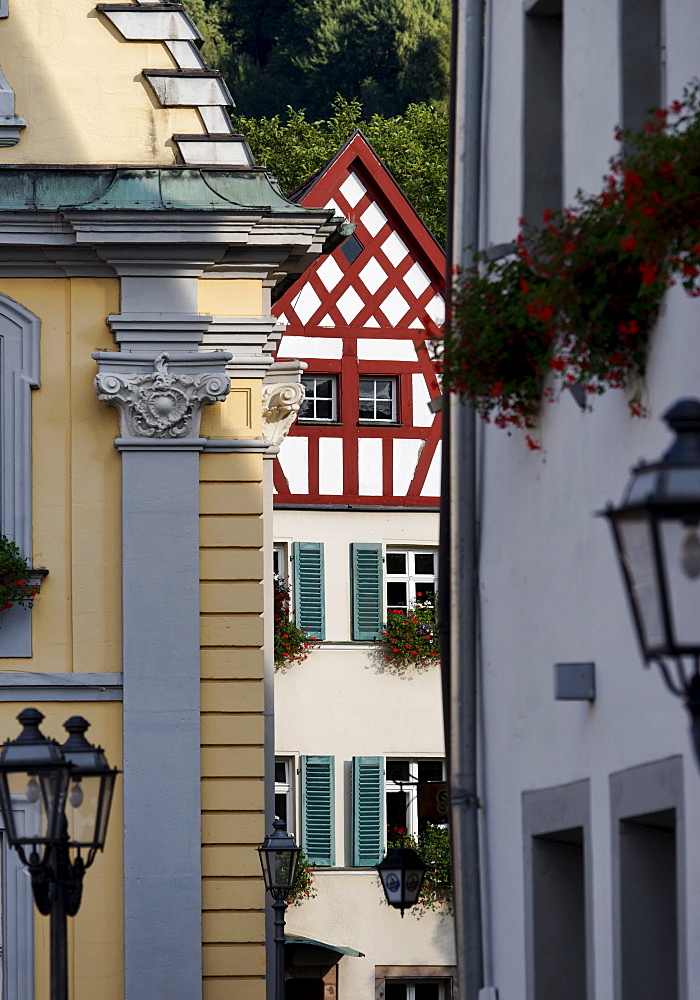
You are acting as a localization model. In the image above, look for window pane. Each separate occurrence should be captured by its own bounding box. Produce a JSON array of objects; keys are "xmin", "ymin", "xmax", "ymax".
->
[
  {"xmin": 387, "ymin": 582, "xmax": 407, "ymax": 608},
  {"xmin": 418, "ymin": 760, "xmax": 443, "ymax": 784},
  {"xmin": 299, "ymin": 398, "xmax": 314, "ymax": 419},
  {"xmin": 316, "ymin": 399, "xmax": 332, "ymax": 419},
  {"xmin": 359, "ymin": 400, "xmax": 375, "ymax": 419},
  {"xmin": 275, "ymin": 761, "xmax": 287, "ymax": 783},
  {"xmin": 414, "ymin": 553, "xmax": 435, "ymax": 575},
  {"xmin": 415, "ymin": 582, "xmax": 435, "ymax": 603},
  {"xmin": 387, "ymin": 760, "xmax": 410, "ymax": 783},
  {"xmin": 375, "ymin": 380, "xmax": 393, "ymax": 399},
  {"xmin": 375, "ymin": 400, "xmax": 392, "ymax": 420},
  {"xmin": 359, "ymin": 380, "xmax": 374, "ymax": 397},
  {"xmin": 315, "ymin": 379, "xmax": 333, "ymax": 397},
  {"xmin": 387, "ymin": 791, "xmax": 409, "ymax": 837},
  {"xmin": 386, "ymin": 552, "xmax": 406, "ymax": 575},
  {"xmin": 385, "ymin": 984, "xmax": 407, "ymax": 1000},
  {"xmin": 414, "ymin": 983, "xmax": 442, "ymax": 1000},
  {"xmin": 301, "ymin": 377, "xmax": 315, "ymax": 392},
  {"xmin": 275, "ymin": 793, "xmax": 288, "ymax": 825}
]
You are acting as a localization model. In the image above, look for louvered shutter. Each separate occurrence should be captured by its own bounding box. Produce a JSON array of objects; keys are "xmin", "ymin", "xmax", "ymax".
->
[
  {"xmin": 293, "ymin": 542, "xmax": 325, "ymax": 639},
  {"xmin": 350, "ymin": 543, "xmax": 383, "ymax": 640},
  {"xmin": 352, "ymin": 756, "xmax": 384, "ymax": 866},
  {"xmin": 301, "ymin": 755, "xmax": 335, "ymax": 866}
]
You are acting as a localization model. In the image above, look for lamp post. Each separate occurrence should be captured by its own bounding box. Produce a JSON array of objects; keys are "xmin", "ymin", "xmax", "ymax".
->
[
  {"xmin": 376, "ymin": 845, "xmax": 428, "ymax": 917},
  {"xmin": 258, "ymin": 818, "xmax": 301, "ymax": 1000},
  {"xmin": 603, "ymin": 398, "xmax": 700, "ymax": 766},
  {"xmin": 0, "ymin": 708, "xmax": 119, "ymax": 1000}
]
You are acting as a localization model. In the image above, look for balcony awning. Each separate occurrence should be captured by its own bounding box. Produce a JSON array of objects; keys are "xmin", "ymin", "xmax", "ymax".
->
[{"xmin": 285, "ymin": 935, "xmax": 365, "ymax": 962}]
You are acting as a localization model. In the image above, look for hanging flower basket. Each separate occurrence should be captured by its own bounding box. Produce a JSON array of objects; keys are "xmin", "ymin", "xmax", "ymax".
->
[
  {"xmin": 440, "ymin": 82, "xmax": 700, "ymax": 444},
  {"xmin": 274, "ymin": 577, "xmax": 318, "ymax": 669},
  {"xmin": 381, "ymin": 593, "xmax": 440, "ymax": 669},
  {"xmin": 0, "ymin": 536, "xmax": 40, "ymax": 612}
]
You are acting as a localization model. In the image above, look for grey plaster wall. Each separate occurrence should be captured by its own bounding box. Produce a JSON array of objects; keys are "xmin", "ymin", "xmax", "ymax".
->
[{"xmin": 121, "ymin": 446, "xmax": 203, "ymax": 1000}]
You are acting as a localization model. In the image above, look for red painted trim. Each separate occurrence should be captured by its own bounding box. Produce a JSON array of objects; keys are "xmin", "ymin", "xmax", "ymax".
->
[
  {"xmin": 273, "ymin": 459, "xmax": 290, "ymax": 494},
  {"xmin": 307, "ymin": 434, "xmax": 320, "ymax": 496},
  {"xmin": 382, "ymin": 436, "xmax": 393, "ymax": 496},
  {"xmin": 276, "ymin": 493, "xmax": 439, "ymax": 508},
  {"xmin": 406, "ymin": 418, "xmax": 442, "ymax": 497}
]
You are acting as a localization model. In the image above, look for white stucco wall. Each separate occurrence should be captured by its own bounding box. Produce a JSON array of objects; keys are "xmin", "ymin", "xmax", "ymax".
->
[
  {"xmin": 273, "ymin": 508, "xmax": 454, "ymax": 997},
  {"xmin": 479, "ymin": 3, "xmax": 700, "ymax": 998}
]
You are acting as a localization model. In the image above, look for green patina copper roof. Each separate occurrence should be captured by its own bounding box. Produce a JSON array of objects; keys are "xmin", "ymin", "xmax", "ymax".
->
[{"xmin": 0, "ymin": 166, "xmax": 331, "ymax": 214}]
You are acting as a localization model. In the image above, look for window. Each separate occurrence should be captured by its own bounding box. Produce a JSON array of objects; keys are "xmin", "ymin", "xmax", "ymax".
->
[
  {"xmin": 275, "ymin": 757, "xmax": 295, "ymax": 835},
  {"xmin": 620, "ymin": 0, "xmax": 664, "ymax": 134},
  {"xmin": 523, "ymin": 780, "xmax": 593, "ymax": 1000},
  {"xmin": 359, "ymin": 377, "xmax": 397, "ymax": 422},
  {"xmin": 273, "ymin": 543, "xmax": 288, "ymax": 583},
  {"xmin": 523, "ymin": 0, "xmax": 563, "ymax": 227},
  {"xmin": 385, "ymin": 981, "xmax": 447, "ymax": 1000},
  {"xmin": 386, "ymin": 759, "xmax": 446, "ymax": 840},
  {"xmin": 610, "ymin": 757, "xmax": 684, "ymax": 1000},
  {"xmin": 340, "ymin": 232, "xmax": 364, "ymax": 265},
  {"xmin": 299, "ymin": 375, "xmax": 338, "ymax": 421},
  {"xmin": 386, "ymin": 549, "xmax": 437, "ymax": 614}
]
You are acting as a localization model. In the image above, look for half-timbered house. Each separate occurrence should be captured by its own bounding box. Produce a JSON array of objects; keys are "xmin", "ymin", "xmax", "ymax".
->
[{"xmin": 271, "ymin": 133, "xmax": 455, "ymax": 1000}]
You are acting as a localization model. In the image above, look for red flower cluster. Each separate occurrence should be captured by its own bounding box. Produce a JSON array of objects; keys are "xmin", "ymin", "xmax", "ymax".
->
[
  {"xmin": 274, "ymin": 578, "xmax": 319, "ymax": 669},
  {"xmin": 440, "ymin": 82, "xmax": 700, "ymax": 440}
]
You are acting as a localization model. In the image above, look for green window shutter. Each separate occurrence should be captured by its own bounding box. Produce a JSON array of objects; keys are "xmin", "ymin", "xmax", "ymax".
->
[
  {"xmin": 352, "ymin": 755, "xmax": 385, "ymax": 866},
  {"xmin": 293, "ymin": 542, "xmax": 325, "ymax": 640},
  {"xmin": 351, "ymin": 543, "xmax": 383, "ymax": 640},
  {"xmin": 301, "ymin": 755, "xmax": 335, "ymax": 866}
]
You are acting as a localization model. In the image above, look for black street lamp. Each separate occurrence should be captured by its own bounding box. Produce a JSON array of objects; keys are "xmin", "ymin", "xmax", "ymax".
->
[
  {"xmin": 376, "ymin": 846, "xmax": 428, "ymax": 917},
  {"xmin": 258, "ymin": 818, "xmax": 302, "ymax": 1000},
  {"xmin": 0, "ymin": 708, "xmax": 119, "ymax": 1000},
  {"xmin": 603, "ymin": 398, "xmax": 700, "ymax": 765}
]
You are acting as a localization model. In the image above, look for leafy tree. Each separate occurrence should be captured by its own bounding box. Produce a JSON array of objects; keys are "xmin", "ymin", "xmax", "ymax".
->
[
  {"xmin": 232, "ymin": 97, "xmax": 448, "ymax": 245},
  {"xmin": 181, "ymin": 0, "xmax": 449, "ymax": 121}
]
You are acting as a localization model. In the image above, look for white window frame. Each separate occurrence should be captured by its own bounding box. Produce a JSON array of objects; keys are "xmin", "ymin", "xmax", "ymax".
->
[
  {"xmin": 385, "ymin": 979, "xmax": 447, "ymax": 1000},
  {"xmin": 299, "ymin": 374, "xmax": 339, "ymax": 422},
  {"xmin": 273, "ymin": 543, "xmax": 288, "ymax": 585},
  {"xmin": 358, "ymin": 376, "xmax": 398, "ymax": 423},
  {"xmin": 385, "ymin": 548, "xmax": 438, "ymax": 614},
  {"xmin": 275, "ymin": 756, "xmax": 295, "ymax": 836},
  {"xmin": 385, "ymin": 758, "xmax": 446, "ymax": 840}
]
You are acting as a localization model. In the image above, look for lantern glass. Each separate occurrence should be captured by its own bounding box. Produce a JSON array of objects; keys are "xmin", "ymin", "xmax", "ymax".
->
[
  {"xmin": 658, "ymin": 516, "xmax": 700, "ymax": 649},
  {"xmin": 0, "ymin": 709, "xmax": 71, "ymax": 857},
  {"xmin": 61, "ymin": 717, "xmax": 119, "ymax": 858},
  {"xmin": 258, "ymin": 819, "xmax": 301, "ymax": 900},
  {"xmin": 613, "ymin": 512, "xmax": 666, "ymax": 655}
]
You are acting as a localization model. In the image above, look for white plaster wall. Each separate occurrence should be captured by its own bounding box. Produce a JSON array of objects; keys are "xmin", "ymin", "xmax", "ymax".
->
[
  {"xmin": 274, "ymin": 509, "xmax": 440, "ymax": 642},
  {"xmin": 285, "ymin": 874, "xmax": 454, "ymax": 998},
  {"xmin": 273, "ymin": 508, "xmax": 454, "ymax": 996},
  {"xmin": 479, "ymin": 3, "xmax": 700, "ymax": 998}
]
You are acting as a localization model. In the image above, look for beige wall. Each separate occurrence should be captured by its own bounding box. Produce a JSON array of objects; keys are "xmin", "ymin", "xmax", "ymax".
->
[
  {"xmin": 0, "ymin": 278, "xmax": 122, "ymax": 674},
  {"xmin": 0, "ymin": 0, "xmax": 201, "ymax": 165},
  {"xmin": 200, "ymin": 449, "xmax": 266, "ymax": 1000}
]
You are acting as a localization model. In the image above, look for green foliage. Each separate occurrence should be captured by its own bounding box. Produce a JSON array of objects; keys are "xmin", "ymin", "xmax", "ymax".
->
[
  {"xmin": 232, "ymin": 97, "xmax": 448, "ymax": 246},
  {"xmin": 0, "ymin": 536, "xmax": 38, "ymax": 611},
  {"xmin": 388, "ymin": 825, "xmax": 452, "ymax": 915},
  {"xmin": 185, "ymin": 0, "xmax": 449, "ymax": 121},
  {"xmin": 274, "ymin": 577, "xmax": 318, "ymax": 669},
  {"xmin": 286, "ymin": 849, "xmax": 317, "ymax": 906},
  {"xmin": 441, "ymin": 84, "xmax": 700, "ymax": 445},
  {"xmin": 180, "ymin": 0, "xmax": 231, "ymax": 69},
  {"xmin": 381, "ymin": 593, "xmax": 439, "ymax": 669}
]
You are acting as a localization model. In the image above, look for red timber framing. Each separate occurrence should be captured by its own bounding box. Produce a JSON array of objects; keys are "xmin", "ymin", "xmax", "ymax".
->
[{"xmin": 272, "ymin": 130, "xmax": 443, "ymax": 509}]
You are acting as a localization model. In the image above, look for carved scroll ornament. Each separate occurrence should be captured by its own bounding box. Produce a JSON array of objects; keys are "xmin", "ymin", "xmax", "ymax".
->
[
  {"xmin": 261, "ymin": 382, "xmax": 305, "ymax": 447},
  {"xmin": 94, "ymin": 352, "xmax": 230, "ymax": 438}
]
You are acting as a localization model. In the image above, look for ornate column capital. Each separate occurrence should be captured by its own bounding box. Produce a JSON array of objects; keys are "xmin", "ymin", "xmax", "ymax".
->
[
  {"xmin": 262, "ymin": 358, "xmax": 307, "ymax": 449},
  {"xmin": 94, "ymin": 351, "xmax": 230, "ymax": 440}
]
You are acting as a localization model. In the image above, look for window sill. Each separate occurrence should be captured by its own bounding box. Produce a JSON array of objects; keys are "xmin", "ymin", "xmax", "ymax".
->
[
  {"xmin": 297, "ymin": 420, "xmax": 342, "ymax": 426},
  {"xmin": 357, "ymin": 421, "xmax": 403, "ymax": 427}
]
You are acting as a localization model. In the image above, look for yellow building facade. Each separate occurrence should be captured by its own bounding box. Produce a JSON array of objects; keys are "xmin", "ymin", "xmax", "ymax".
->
[{"xmin": 0, "ymin": 3, "xmax": 338, "ymax": 998}]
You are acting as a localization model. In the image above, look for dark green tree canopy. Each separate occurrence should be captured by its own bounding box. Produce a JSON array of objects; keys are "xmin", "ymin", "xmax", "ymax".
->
[{"xmin": 182, "ymin": 0, "xmax": 449, "ymax": 120}]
